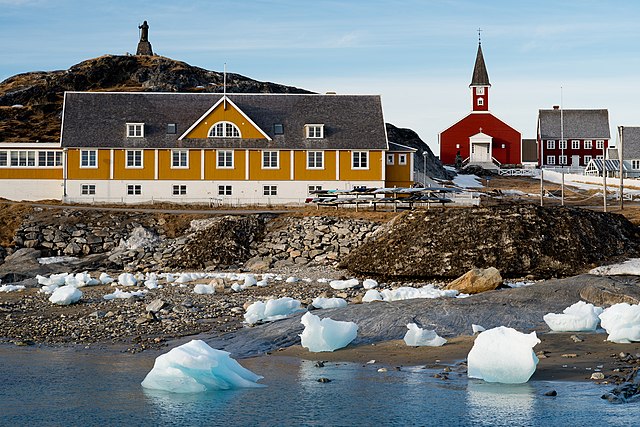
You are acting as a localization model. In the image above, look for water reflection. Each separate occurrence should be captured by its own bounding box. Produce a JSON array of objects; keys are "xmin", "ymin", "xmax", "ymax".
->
[{"xmin": 467, "ymin": 380, "xmax": 535, "ymax": 426}]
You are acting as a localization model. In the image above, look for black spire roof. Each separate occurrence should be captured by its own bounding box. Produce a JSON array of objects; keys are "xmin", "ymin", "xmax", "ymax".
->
[{"xmin": 470, "ymin": 43, "xmax": 490, "ymax": 87}]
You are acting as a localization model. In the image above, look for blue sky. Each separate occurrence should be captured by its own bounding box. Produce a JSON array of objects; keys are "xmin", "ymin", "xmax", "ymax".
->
[{"xmin": 2, "ymin": 0, "xmax": 639, "ymax": 151}]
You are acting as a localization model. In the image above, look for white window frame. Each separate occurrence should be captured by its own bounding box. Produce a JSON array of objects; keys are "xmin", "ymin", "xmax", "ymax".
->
[
  {"xmin": 126, "ymin": 150, "xmax": 143, "ymax": 169},
  {"xmin": 171, "ymin": 150, "xmax": 189, "ymax": 169},
  {"xmin": 263, "ymin": 185, "xmax": 277, "ymax": 196},
  {"xmin": 559, "ymin": 155, "xmax": 567, "ymax": 165},
  {"xmin": 558, "ymin": 140, "xmax": 567, "ymax": 150},
  {"xmin": 476, "ymin": 87, "xmax": 485, "ymax": 95},
  {"xmin": 352, "ymin": 151, "xmax": 369, "ymax": 170},
  {"xmin": 308, "ymin": 185, "xmax": 322, "ymax": 193},
  {"xmin": 571, "ymin": 140, "xmax": 580, "ymax": 150},
  {"xmin": 0, "ymin": 150, "xmax": 7, "ymax": 167},
  {"xmin": 80, "ymin": 150, "xmax": 98, "ymax": 168},
  {"xmin": 399, "ymin": 154, "xmax": 407, "ymax": 165},
  {"xmin": 307, "ymin": 151, "xmax": 324, "ymax": 169},
  {"xmin": 218, "ymin": 185, "xmax": 232, "ymax": 196},
  {"xmin": 584, "ymin": 155, "xmax": 592, "ymax": 165},
  {"xmin": 37, "ymin": 151, "xmax": 62, "ymax": 167},
  {"xmin": 80, "ymin": 184, "xmax": 96, "ymax": 195},
  {"xmin": 172, "ymin": 184, "xmax": 187, "ymax": 196},
  {"xmin": 262, "ymin": 151, "xmax": 279, "ymax": 169},
  {"xmin": 596, "ymin": 140, "xmax": 605, "ymax": 149},
  {"xmin": 386, "ymin": 153, "xmax": 394, "ymax": 165},
  {"xmin": 546, "ymin": 155, "xmax": 555, "ymax": 165},
  {"xmin": 208, "ymin": 121, "xmax": 241, "ymax": 138},
  {"xmin": 126, "ymin": 123, "xmax": 144, "ymax": 138},
  {"xmin": 632, "ymin": 159, "xmax": 640, "ymax": 170},
  {"xmin": 305, "ymin": 124, "xmax": 324, "ymax": 139},
  {"xmin": 596, "ymin": 155, "xmax": 604, "ymax": 160},
  {"xmin": 546, "ymin": 140, "xmax": 555, "ymax": 150},
  {"xmin": 584, "ymin": 140, "xmax": 593, "ymax": 149},
  {"xmin": 477, "ymin": 98, "xmax": 484, "ymax": 106},
  {"xmin": 127, "ymin": 184, "xmax": 142, "ymax": 196},
  {"xmin": 9, "ymin": 150, "xmax": 36, "ymax": 167},
  {"xmin": 216, "ymin": 150, "xmax": 234, "ymax": 169}
]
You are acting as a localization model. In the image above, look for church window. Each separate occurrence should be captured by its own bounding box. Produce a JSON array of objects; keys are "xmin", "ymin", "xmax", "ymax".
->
[
  {"xmin": 476, "ymin": 87, "xmax": 485, "ymax": 95},
  {"xmin": 477, "ymin": 98, "xmax": 484, "ymax": 106},
  {"xmin": 208, "ymin": 121, "xmax": 241, "ymax": 138}
]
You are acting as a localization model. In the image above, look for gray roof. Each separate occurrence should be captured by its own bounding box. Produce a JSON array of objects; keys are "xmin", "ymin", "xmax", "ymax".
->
[
  {"xmin": 61, "ymin": 92, "xmax": 388, "ymax": 150},
  {"xmin": 470, "ymin": 43, "xmax": 490, "ymax": 87},
  {"xmin": 620, "ymin": 126, "xmax": 640, "ymax": 159},
  {"xmin": 538, "ymin": 109, "xmax": 610, "ymax": 140},
  {"xmin": 388, "ymin": 142, "xmax": 417, "ymax": 152}
]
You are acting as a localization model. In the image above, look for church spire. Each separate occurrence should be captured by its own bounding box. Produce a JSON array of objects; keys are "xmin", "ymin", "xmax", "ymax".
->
[{"xmin": 470, "ymin": 41, "xmax": 490, "ymax": 87}]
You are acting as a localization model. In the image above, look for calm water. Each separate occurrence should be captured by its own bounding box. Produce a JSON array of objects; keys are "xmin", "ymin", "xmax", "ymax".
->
[{"xmin": 0, "ymin": 345, "xmax": 635, "ymax": 427}]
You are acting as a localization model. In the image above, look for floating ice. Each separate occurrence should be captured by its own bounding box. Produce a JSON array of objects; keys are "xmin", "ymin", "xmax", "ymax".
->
[
  {"xmin": 329, "ymin": 278, "xmax": 359, "ymax": 290},
  {"xmin": 0, "ymin": 284, "xmax": 25, "ymax": 292},
  {"xmin": 299, "ymin": 312, "xmax": 358, "ymax": 352},
  {"xmin": 380, "ymin": 285, "xmax": 458, "ymax": 301},
  {"xmin": 49, "ymin": 285, "xmax": 82, "ymax": 305},
  {"xmin": 472, "ymin": 324, "xmax": 486, "ymax": 334},
  {"xmin": 141, "ymin": 340, "xmax": 264, "ymax": 393},
  {"xmin": 467, "ymin": 326, "xmax": 540, "ymax": 384},
  {"xmin": 403, "ymin": 323, "xmax": 447, "ymax": 347},
  {"xmin": 589, "ymin": 258, "xmax": 640, "ymax": 276},
  {"xmin": 99, "ymin": 272, "xmax": 114, "ymax": 285},
  {"xmin": 599, "ymin": 303, "xmax": 640, "ymax": 343},
  {"xmin": 103, "ymin": 288, "xmax": 147, "ymax": 300},
  {"xmin": 311, "ymin": 297, "xmax": 348, "ymax": 310},
  {"xmin": 543, "ymin": 301, "xmax": 603, "ymax": 332},
  {"xmin": 117, "ymin": 273, "xmax": 137, "ymax": 287},
  {"xmin": 244, "ymin": 297, "xmax": 304, "ymax": 324},
  {"xmin": 363, "ymin": 279, "xmax": 378, "ymax": 289},
  {"xmin": 362, "ymin": 289, "xmax": 383, "ymax": 302},
  {"xmin": 193, "ymin": 284, "xmax": 215, "ymax": 295}
]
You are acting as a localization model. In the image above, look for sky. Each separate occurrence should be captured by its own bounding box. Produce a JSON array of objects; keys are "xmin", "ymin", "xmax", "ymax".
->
[{"xmin": 2, "ymin": 0, "xmax": 640, "ymax": 152}]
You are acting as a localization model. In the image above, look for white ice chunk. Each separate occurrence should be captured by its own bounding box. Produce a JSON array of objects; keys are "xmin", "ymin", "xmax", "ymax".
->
[
  {"xmin": 49, "ymin": 285, "xmax": 82, "ymax": 305},
  {"xmin": 599, "ymin": 303, "xmax": 640, "ymax": 343},
  {"xmin": 329, "ymin": 278, "xmax": 359, "ymax": 290},
  {"xmin": 231, "ymin": 283, "xmax": 242, "ymax": 292},
  {"xmin": 543, "ymin": 301, "xmax": 603, "ymax": 332},
  {"xmin": 363, "ymin": 279, "xmax": 378, "ymax": 289},
  {"xmin": 99, "ymin": 272, "xmax": 114, "ymax": 285},
  {"xmin": 117, "ymin": 273, "xmax": 137, "ymax": 287},
  {"xmin": 285, "ymin": 276, "xmax": 299, "ymax": 283},
  {"xmin": 380, "ymin": 285, "xmax": 458, "ymax": 301},
  {"xmin": 244, "ymin": 275, "xmax": 257, "ymax": 287},
  {"xmin": 175, "ymin": 273, "xmax": 194, "ymax": 284},
  {"xmin": 0, "ymin": 284, "xmax": 25, "ymax": 292},
  {"xmin": 403, "ymin": 323, "xmax": 447, "ymax": 347},
  {"xmin": 144, "ymin": 279, "xmax": 159, "ymax": 290},
  {"xmin": 37, "ymin": 256, "xmax": 77, "ymax": 265},
  {"xmin": 244, "ymin": 297, "xmax": 304, "ymax": 324},
  {"xmin": 256, "ymin": 279, "xmax": 269, "ymax": 287},
  {"xmin": 141, "ymin": 339, "xmax": 264, "ymax": 393},
  {"xmin": 311, "ymin": 297, "xmax": 348, "ymax": 310},
  {"xmin": 472, "ymin": 324, "xmax": 486, "ymax": 334},
  {"xmin": 103, "ymin": 288, "xmax": 147, "ymax": 300},
  {"xmin": 362, "ymin": 289, "xmax": 383, "ymax": 302},
  {"xmin": 590, "ymin": 258, "xmax": 640, "ymax": 276},
  {"xmin": 299, "ymin": 312, "xmax": 358, "ymax": 352},
  {"xmin": 193, "ymin": 284, "xmax": 215, "ymax": 295},
  {"xmin": 467, "ymin": 326, "xmax": 540, "ymax": 384}
]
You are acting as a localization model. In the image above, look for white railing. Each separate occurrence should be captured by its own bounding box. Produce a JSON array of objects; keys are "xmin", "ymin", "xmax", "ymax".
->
[{"xmin": 498, "ymin": 168, "xmax": 540, "ymax": 177}]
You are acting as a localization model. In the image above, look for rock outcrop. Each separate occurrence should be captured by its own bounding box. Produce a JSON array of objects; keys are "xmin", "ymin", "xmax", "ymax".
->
[{"xmin": 340, "ymin": 205, "xmax": 640, "ymax": 279}]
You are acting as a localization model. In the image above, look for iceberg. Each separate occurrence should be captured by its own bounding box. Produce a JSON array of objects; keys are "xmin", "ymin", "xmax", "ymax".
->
[
  {"xmin": 403, "ymin": 323, "xmax": 447, "ymax": 347},
  {"xmin": 543, "ymin": 301, "xmax": 603, "ymax": 332},
  {"xmin": 311, "ymin": 297, "xmax": 348, "ymax": 309},
  {"xmin": 467, "ymin": 326, "xmax": 540, "ymax": 384},
  {"xmin": 141, "ymin": 339, "xmax": 264, "ymax": 393},
  {"xmin": 599, "ymin": 303, "xmax": 640, "ymax": 343},
  {"xmin": 244, "ymin": 297, "xmax": 304, "ymax": 324},
  {"xmin": 49, "ymin": 285, "xmax": 82, "ymax": 305},
  {"xmin": 193, "ymin": 284, "xmax": 215, "ymax": 295},
  {"xmin": 299, "ymin": 312, "xmax": 358, "ymax": 352},
  {"xmin": 329, "ymin": 278, "xmax": 359, "ymax": 290}
]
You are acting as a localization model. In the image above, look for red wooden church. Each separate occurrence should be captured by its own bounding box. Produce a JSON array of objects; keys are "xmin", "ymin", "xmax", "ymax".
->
[{"xmin": 439, "ymin": 42, "xmax": 521, "ymax": 168}]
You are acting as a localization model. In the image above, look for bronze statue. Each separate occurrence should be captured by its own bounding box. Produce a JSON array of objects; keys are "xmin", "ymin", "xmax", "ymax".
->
[
  {"xmin": 139, "ymin": 21, "xmax": 149, "ymax": 42},
  {"xmin": 136, "ymin": 21, "xmax": 153, "ymax": 55}
]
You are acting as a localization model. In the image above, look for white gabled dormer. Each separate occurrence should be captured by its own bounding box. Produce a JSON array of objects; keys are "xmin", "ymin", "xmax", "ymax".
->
[
  {"xmin": 126, "ymin": 123, "xmax": 144, "ymax": 138},
  {"xmin": 305, "ymin": 124, "xmax": 324, "ymax": 139}
]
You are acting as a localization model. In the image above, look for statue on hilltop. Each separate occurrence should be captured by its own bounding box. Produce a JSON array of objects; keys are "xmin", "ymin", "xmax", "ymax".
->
[{"xmin": 136, "ymin": 21, "xmax": 153, "ymax": 56}]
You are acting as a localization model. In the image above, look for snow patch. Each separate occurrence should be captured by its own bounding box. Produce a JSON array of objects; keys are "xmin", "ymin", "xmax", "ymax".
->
[{"xmin": 37, "ymin": 256, "xmax": 78, "ymax": 265}]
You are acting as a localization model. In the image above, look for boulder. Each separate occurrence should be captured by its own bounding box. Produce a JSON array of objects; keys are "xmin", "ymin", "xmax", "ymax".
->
[
  {"xmin": 580, "ymin": 285, "xmax": 639, "ymax": 306},
  {"xmin": 445, "ymin": 267, "xmax": 502, "ymax": 294}
]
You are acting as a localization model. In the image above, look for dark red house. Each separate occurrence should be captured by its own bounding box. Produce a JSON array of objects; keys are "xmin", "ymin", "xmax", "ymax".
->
[{"xmin": 439, "ymin": 42, "xmax": 521, "ymax": 168}]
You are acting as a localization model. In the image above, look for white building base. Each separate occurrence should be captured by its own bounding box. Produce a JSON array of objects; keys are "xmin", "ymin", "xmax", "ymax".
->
[{"xmin": 0, "ymin": 180, "xmax": 63, "ymax": 201}]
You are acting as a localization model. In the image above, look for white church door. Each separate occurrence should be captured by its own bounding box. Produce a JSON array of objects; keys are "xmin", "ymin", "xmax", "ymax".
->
[{"xmin": 471, "ymin": 143, "xmax": 491, "ymax": 162}]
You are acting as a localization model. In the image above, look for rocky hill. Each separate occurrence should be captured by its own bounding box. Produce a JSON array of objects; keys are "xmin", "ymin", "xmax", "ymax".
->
[{"xmin": 0, "ymin": 54, "xmax": 447, "ymax": 179}]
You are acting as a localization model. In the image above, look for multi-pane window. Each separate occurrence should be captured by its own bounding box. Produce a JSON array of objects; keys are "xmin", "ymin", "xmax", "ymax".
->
[
  {"xmin": 596, "ymin": 140, "xmax": 605, "ymax": 149},
  {"xmin": 399, "ymin": 154, "xmax": 407, "ymax": 165},
  {"xmin": 559, "ymin": 155, "xmax": 567, "ymax": 165},
  {"xmin": 584, "ymin": 140, "xmax": 593, "ymax": 149},
  {"xmin": 386, "ymin": 154, "xmax": 394, "ymax": 165},
  {"xmin": 127, "ymin": 123, "xmax": 144, "ymax": 137},
  {"xmin": 217, "ymin": 150, "xmax": 233, "ymax": 168},
  {"xmin": 546, "ymin": 140, "xmax": 555, "ymax": 150},
  {"xmin": 477, "ymin": 98, "xmax": 484, "ymax": 106},
  {"xmin": 218, "ymin": 185, "xmax": 232, "ymax": 196},
  {"xmin": 172, "ymin": 150, "xmax": 188, "ymax": 168},
  {"xmin": 632, "ymin": 160, "xmax": 640, "ymax": 170},
  {"xmin": 0, "ymin": 151, "xmax": 6, "ymax": 166},
  {"xmin": 584, "ymin": 155, "xmax": 592, "ymax": 165},
  {"xmin": 596, "ymin": 155, "xmax": 604, "ymax": 160},
  {"xmin": 127, "ymin": 184, "xmax": 141, "ymax": 195},
  {"xmin": 307, "ymin": 151, "xmax": 323, "ymax": 169},
  {"xmin": 263, "ymin": 185, "xmax": 277, "ymax": 196},
  {"xmin": 558, "ymin": 140, "xmax": 567, "ymax": 150},
  {"xmin": 308, "ymin": 185, "xmax": 322, "ymax": 193},
  {"xmin": 126, "ymin": 150, "xmax": 143, "ymax": 168},
  {"xmin": 306, "ymin": 124, "xmax": 324, "ymax": 138},
  {"xmin": 172, "ymin": 185, "xmax": 187, "ymax": 196},
  {"xmin": 38, "ymin": 151, "xmax": 62, "ymax": 166},
  {"xmin": 81, "ymin": 184, "xmax": 96, "ymax": 195},
  {"xmin": 571, "ymin": 140, "xmax": 580, "ymax": 150},
  {"xmin": 10, "ymin": 151, "xmax": 36, "ymax": 167},
  {"xmin": 546, "ymin": 155, "xmax": 555, "ymax": 165},
  {"xmin": 208, "ymin": 122, "xmax": 240, "ymax": 138},
  {"xmin": 81, "ymin": 150, "xmax": 97, "ymax": 168},
  {"xmin": 262, "ymin": 151, "xmax": 279, "ymax": 169},
  {"xmin": 352, "ymin": 151, "xmax": 368, "ymax": 169}
]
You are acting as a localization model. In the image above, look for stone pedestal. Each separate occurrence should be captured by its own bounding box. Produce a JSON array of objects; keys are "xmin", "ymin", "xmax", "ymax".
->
[{"xmin": 136, "ymin": 41, "xmax": 153, "ymax": 56}]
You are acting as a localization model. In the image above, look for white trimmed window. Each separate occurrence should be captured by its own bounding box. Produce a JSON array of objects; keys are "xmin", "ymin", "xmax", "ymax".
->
[
  {"xmin": 386, "ymin": 154, "xmax": 394, "ymax": 165},
  {"xmin": 307, "ymin": 151, "xmax": 324, "ymax": 169},
  {"xmin": 596, "ymin": 140, "xmax": 605, "ymax": 149},
  {"xmin": 584, "ymin": 140, "xmax": 593, "ymax": 149},
  {"xmin": 308, "ymin": 185, "xmax": 322, "ymax": 193},
  {"xmin": 217, "ymin": 150, "xmax": 233, "ymax": 168},
  {"xmin": 126, "ymin": 150, "xmax": 143, "ymax": 168},
  {"xmin": 558, "ymin": 140, "xmax": 567, "ymax": 150},
  {"xmin": 172, "ymin": 185, "xmax": 187, "ymax": 196},
  {"xmin": 80, "ymin": 150, "xmax": 97, "ymax": 168},
  {"xmin": 546, "ymin": 140, "xmax": 556, "ymax": 149},
  {"xmin": 218, "ymin": 185, "xmax": 232, "ymax": 196},
  {"xmin": 596, "ymin": 155, "xmax": 604, "ymax": 160},
  {"xmin": 571, "ymin": 140, "xmax": 579, "ymax": 150},
  {"xmin": 559, "ymin": 155, "xmax": 567, "ymax": 165},
  {"xmin": 632, "ymin": 160, "xmax": 640, "ymax": 170},
  {"xmin": 352, "ymin": 151, "xmax": 368, "ymax": 169},
  {"xmin": 10, "ymin": 151, "xmax": 36, "ymax": 167},
  {"xmin": 172, "ymin": 150, "xmax": 188, "ymax": 168},
  {"xmin": 263, "ymin": 185, "xmax": 277, "ymax": 196},
  {"xmin": 208, "ymin": 121, "xmax": 241, "ymax": 138},
  {"xmin": 127, "ymin": 184, "xmax": 141, "ymax": 195},
  {"xmin": 262, "ymin": 151, "xmax": 279, "ymax": 169},
  {"xmin": 305, "ymin": 124, "xmax": 324, "ymax": 139},
  {"xmin": 127, "ymin": 123, "xmax": 144, "ymax": 138},
  {"xmin": 38, "ymin": 151, "xmax": 62, "ymax": 167},
  {"xmin": 546, "ymin": 155, "xmax": 555, "ymax": 165},
  {"xmin": 399, "ymin": 154, "xmax": 407, "ymax": 165},
  {"xmin": 0, "ymin": 151, "xmax": 6, "ymax": 166},
  {"xmin": 477, "ymin": 98, "xmax": 484, "ymax": 106},
  {"xmin": 81, "ymin": 184, "xmax": 95, "ymax": 195},
  {"xmin": 476, "ymin": 87, "xmax": 485, "ymax": 95},
  {"xmin": 584, "ymin": 155, "xmax": 592, "ymax": 165}
]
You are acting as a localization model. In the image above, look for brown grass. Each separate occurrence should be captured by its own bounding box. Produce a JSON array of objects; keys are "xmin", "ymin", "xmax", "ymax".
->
[{"xmin": 0, "ymin": 203, "xmax": 33, "ymax": 246}]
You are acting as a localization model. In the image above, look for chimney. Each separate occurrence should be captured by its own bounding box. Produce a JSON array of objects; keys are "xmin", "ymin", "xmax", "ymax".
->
[{"xmin": 552, "ymin": 105, "xmax": 560, "ymax": 110}]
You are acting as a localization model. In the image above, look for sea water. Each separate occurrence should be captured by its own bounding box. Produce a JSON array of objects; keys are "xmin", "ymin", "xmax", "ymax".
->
[{"xmin": 0, "ymin": 345, "xmax": 634, "ymax": 426}]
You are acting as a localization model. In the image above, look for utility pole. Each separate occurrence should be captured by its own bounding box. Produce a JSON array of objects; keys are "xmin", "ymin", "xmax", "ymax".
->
[
  {"xmin": 540, "ymin": 169, "xmax": 544, "ymax": 206},
  {"xmin": 603, "ymin": 144, "xmax": 607, "ymax": 213},
  {"xmin": 423, "ymin": 151, "xmax": 428, "ymax": 186},
  {"xmin": 619, "ymin": 126, "xmax": 624, "ymax": 210}
]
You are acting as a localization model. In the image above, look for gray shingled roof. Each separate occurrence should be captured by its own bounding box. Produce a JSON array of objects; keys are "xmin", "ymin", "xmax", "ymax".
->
[
  {"xmin": 620, "ymin": 126, "xmax": 640, "ymax": 159},
  {"xmin": 388, "ymin": 142, "xmax": 417, "ymax": 152},
  {"xmin": 61, "ymin": 92, "xmax": 388, "ymax": 150},
  {"xmin": 538, "ymin": 109, "xmax": 610, "ymax": 140},
  {"xmin": 470, "ymin": 43, "xmax": 490, "ymax": 87}
]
